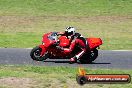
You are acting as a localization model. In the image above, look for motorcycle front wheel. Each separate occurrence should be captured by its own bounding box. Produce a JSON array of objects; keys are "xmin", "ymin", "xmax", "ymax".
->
[{"xmin": 30, "ymin": 46, "xmax": 48, "ymax": 61}]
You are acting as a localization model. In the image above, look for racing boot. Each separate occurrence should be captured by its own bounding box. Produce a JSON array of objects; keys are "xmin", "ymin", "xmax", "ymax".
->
[{"xmin": 69, "ymin": 56, "xmax": 77, "ymax": 64}]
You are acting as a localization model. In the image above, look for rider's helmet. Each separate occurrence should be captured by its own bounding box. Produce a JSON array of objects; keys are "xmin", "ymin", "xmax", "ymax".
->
[{"xmin": 65, "ymin": 26, "xmax": 76, "ymax": 36}]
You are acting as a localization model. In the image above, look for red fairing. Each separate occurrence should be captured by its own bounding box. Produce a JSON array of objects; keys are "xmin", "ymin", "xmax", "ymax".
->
[
  {"xmin": 39, "ymin": 44, "xmax": 46, "ymax": 56},
  {"xmin": 86, "ymin": 38, "xmax": 102, "ymax": 49},
  {"xmin": 42, "ymin": 32, "xmax": 54, "ymax": 47},
  {"xmin": 42, "ymin": 32, "xmax": 51, "ymax": 43}
]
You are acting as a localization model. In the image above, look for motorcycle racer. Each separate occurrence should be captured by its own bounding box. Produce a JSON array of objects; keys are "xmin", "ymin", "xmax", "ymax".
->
[
  {"xmin": 57, "ymin": 26, "xmax": 90, "ymax": 63},
  {"xmin": 30, "ymin": 27, "xmax": 102, "ymax": 63}
]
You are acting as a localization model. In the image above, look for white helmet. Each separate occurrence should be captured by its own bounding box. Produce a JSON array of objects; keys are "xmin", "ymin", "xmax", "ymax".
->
[{"xmin": 65, "ymin": 26, "xmax": 76, "ymax": 36}]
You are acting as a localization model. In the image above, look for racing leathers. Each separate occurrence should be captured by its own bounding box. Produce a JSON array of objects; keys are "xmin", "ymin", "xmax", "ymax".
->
[{"xmin": 63, "ymin": 33, "xmax": 89, "ymax": 62}]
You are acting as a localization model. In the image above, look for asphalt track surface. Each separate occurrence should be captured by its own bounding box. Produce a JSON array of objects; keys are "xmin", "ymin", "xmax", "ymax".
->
[{"xmin": 0, "ymin": 48, "xmax": 132, "ymax": 69}]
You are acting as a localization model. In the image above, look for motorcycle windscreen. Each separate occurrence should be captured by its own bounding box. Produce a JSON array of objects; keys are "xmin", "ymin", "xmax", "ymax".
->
[
  {"xmin": 42, "ymin": 32, "xmax": 54, "ymax": 47},
  {"xmin": 86, "ymin": 38, "xmax": 102, "ymax": 49},
  {"xmin": 58, "ymin": 36, "xmax": 70, "ymax": 47}
]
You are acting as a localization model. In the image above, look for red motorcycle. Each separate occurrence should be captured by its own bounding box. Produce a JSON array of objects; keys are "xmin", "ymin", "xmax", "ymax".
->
[{"xmin": 30, "ymin": 32, "xmax": 102, "ymax": 63}]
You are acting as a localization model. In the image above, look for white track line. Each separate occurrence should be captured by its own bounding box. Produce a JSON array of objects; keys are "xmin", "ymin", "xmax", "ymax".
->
[
  {"xmin": 26, "ymin": 48, "xmax": 32, "ymax": 49},
  {"xmin": 111, "ymin": 50, "xmax": 132, "ymax": 51}
]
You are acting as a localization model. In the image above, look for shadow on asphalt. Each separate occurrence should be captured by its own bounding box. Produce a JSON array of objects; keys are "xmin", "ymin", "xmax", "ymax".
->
[
  {"xmin": 44, "ymin": 61, "xmax": 111, "ymax": 64},
  {"xmin": 88, "ymin": 62, "xmax": 111, "ymax": 64},
  {"xmin": 44, "ymin": 61, "xmax": 70, "ymax": 63}
]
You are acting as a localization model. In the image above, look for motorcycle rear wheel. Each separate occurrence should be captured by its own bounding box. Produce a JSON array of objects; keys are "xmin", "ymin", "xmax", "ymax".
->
[
  {"xmin": 80, "ymin": 48, "xmax": 98, "ymax": 64},
  {"xmin": 30, "ymin": 46, "xmax": 48, "ymax": 61}
]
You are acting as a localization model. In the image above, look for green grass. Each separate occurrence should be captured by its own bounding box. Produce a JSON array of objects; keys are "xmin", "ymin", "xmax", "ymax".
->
[
  {"xmin": 0, "ymin": 0, "xmax": 131, "ymax": 16},
  {"xmin": 0, "ymin": 65, "xmax": 132, "ymax": 88},
  {"xmin": 0, "ymin": 16, "xmax": 132, "ymax": 49},
  {"xmin": 0, "ymin": 32, "xmax": 41, "ymax": 48},
  {"xmin": 0, "ymin": 0, "xmax": 132, "ymax": 49}
]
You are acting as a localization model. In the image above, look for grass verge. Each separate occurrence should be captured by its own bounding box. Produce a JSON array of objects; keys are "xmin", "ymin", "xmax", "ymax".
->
[
  {"xmin": 0, "ymin": 65, "xmax": 132, "ymax": 88},
  {"xmin": 0, "ymin": 0, "xmax": 132, "ymax": 49},
  {"xmin": 0, "ymin": 0, "xmax": 131, "ymax": 16},
  {"xmin": 0, "ymin": 16, "xmax": 132, "ymax": 50}
]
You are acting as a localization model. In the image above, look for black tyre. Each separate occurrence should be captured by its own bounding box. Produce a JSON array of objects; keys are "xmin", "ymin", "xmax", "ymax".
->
[
  {"xmin": 80, "ymin": 49, "xmax": 98, "ymax": 63},
  {"xmin": 30, "ymin": 46, "xmax": 48, "ymax": 61}
]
